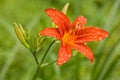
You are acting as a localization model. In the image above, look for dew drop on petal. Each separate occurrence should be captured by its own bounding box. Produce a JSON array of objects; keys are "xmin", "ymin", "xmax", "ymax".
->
[
  {"xmin": 99, "ymin": 37, "xmax": 102, "ymax": 40},
  {"xmin": 52, "ymin": 13, "xmax": 55, "ymax": 16}
]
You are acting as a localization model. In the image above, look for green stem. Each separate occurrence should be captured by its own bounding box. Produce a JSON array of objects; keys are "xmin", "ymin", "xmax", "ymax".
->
[
  {"xmin": 40, "ymin": 39, "xmax": 56, "ymax": 65},
  {"xmin": 32, "ymin": 66, "xmax": 40, "ymax": 80},
  {"xmin": 32, "ymin": 51, "xmax": 39, "ymax": 65},
  {"xmin": 30, "ymin": 48, "xmax": 40, "ymax": 80},
  {"xmin": 32, "ymin": 40, "xmax": 56, "ymax": 80},
  {"xmin": 41, "ymin": 60, "xmax": 57, "ymax": 68},
  {"xmin": 30, "ymin": 48, "xmax": 39, "ymax": 65}
]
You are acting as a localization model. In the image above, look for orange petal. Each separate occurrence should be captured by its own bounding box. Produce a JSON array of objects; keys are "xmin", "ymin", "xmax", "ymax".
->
[
  {"xmin": 72, "ymin": 43, "xmax": 94, "ymax": 62},
  {"xmin": 45, "ymin": 8, "xmax": 70, "ymax": 36},
  {"xmin": 75, "ymin": 27, "xmax": 108, "ymax": 43},
  {"xmin": 57, "ymin": 44, "xmax": 72, "ymax": 66},
  {"xmin": 39, "ymin": 28, "xmax": 60, "ymax": 39},
  {"xmin": 71, "ymin": 16, "xmax": 87, "ymax": 29}
]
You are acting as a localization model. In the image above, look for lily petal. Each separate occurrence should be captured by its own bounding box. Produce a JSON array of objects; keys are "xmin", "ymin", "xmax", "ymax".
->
[
  {"xmin": 57, "ymin": 44, "xmax": 72, "ymax": 66},
  {"xmin": 75, "ymin": 27, "xmax": 108, "ymax": 43},
  {"xmin": 72, "ymin": 43, "xmax": 94, "ymax": 62},
  {"xmin": 45, "ymin": 8, "xmax": 70, "ymax": 36},
  {"xmin": 40, "ymin": 28, "xmax": 60, "ymax": 39},
  {"xmin": 71, "ymin": 16, "xmax": 87, "ymax": 29}
]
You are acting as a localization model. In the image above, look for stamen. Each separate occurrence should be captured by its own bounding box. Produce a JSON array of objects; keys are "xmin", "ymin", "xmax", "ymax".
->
[
  {"xmin": 75, "ymin": 22, "xmax": 81, "ymax": 35},
  {"xmin": 75, "ymin": 22, "xmax": 80, "ymax": 29}
]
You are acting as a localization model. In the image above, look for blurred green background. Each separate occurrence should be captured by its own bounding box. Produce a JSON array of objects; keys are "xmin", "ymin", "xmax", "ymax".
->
[{"xmin": 0, "ymin": 0, "xmax": 120, "ymax": 80}]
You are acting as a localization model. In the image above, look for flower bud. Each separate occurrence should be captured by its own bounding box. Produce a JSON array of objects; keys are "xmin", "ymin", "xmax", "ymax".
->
[
  {"xmin": 14, "ymin": 23, "xmax": 29, "ymax": 48},
  {"xmin": 34, "ymin": 35, "xmax": 46, "ymax": 52},
  {"xmin": 62, "ymin": 3, "xmax": 69, "ymax": 14}
]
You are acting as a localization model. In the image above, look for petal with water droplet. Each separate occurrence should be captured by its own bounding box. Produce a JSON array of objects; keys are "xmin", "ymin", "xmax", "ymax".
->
[
  {"xmin": 57, "ymin": 44, "xmax": 72, "ymax": 66},
  {"xmin": 72, "ymin": 43, "xmax": 94, "ymax": 62},
  {"xmin": 45, "ymin": 8, "xmax": 71, "ymax": 36},
  {"xmin": 40, "ymin": 28, "xmax": 61, "ymax": 39},
  {"xmin": 75, "ymin": 27, "xmax": 108, "ymax": 43}
]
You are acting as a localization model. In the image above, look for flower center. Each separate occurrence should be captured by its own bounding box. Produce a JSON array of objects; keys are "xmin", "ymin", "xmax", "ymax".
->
[{"xmin": 62, "ymin": 30, "xmax": 76, "ymax": 45}]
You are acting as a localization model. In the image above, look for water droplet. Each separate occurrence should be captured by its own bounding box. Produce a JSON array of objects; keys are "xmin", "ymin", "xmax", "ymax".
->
[{"xmin": 52, "ymin": 13, "xmax": 55, "ymax": 16}]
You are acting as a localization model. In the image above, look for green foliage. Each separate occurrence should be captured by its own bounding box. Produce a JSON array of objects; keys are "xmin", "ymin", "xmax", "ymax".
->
[{"xmin": 0, "ymin": 0, "xmax": 120, "ymax": 80}]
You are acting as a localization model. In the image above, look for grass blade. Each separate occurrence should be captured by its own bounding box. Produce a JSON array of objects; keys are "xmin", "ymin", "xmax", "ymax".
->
[
  {"xmin": 95, "ymin": 38, "xmax": 120, "ymax": 80},
  {"xmin": 0, "ymin": 44, "xmax": 20, "ymax": 80},
  {"xmin": 92, "ymin": 0, "xmax": 120, "ymax": 78}
]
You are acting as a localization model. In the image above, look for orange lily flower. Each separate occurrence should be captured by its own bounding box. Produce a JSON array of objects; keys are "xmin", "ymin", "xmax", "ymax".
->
[{"xmin": 39, "ymin": 8, "xmax": 108, "ymax": 66}]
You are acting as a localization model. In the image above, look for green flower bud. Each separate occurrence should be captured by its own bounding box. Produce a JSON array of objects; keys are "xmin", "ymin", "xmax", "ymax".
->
[
  {"xmin": 62, "ymin": 3, "xmax": 69, "ymax": 14},
  {"xmin": 14, "ymin": 23, "xmax": 29, "ymax": 48},
  {"xmin": 34, "ymin": 35, "xmax": 46, "ymax": 52}
]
